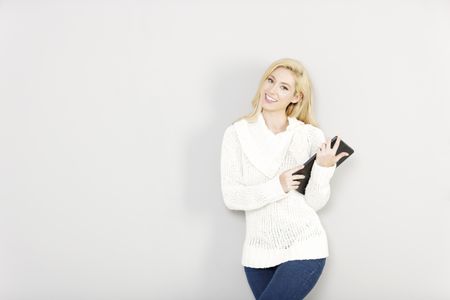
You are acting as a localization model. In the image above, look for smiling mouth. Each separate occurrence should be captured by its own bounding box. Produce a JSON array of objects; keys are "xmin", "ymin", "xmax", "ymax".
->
[{"xmin": 265, "ymin": 93, "xmax": 278, "ymax": 102}]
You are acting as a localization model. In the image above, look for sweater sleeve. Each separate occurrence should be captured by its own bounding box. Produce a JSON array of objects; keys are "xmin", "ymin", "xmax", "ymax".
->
[
  {"xmin": 220, "ymin": 126, "xmax": 288, "ymax": 211},
  {"xmin": 304, "ymin": 126, "xmax": 336, "ymax": 212}
]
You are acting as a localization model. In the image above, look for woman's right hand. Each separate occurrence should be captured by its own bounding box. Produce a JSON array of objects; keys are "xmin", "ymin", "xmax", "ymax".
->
[{"xmin": 279, "ymin": 165, "xmax": 305, "ymax": 193}]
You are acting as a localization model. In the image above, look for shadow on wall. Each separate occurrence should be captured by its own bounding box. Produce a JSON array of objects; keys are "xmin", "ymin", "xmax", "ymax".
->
[{"xmin": 182, "ymin": 59, "xmax": 264, "ymax": 298}]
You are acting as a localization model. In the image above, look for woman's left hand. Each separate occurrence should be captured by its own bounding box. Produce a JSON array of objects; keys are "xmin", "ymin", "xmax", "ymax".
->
[{"xmin": 315, "ymin": 136, "xmax": 349, "ymax": 168}]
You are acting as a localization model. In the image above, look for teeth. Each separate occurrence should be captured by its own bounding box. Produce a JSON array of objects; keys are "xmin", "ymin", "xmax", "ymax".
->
[{"xmin": 266, "ymin": 94, "xmax": 277, "ymax": 102}]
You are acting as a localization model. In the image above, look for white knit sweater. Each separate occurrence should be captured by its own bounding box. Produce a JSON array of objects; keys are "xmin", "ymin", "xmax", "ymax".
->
[{"xmin": 220, "ymin": 113, "xmax": 336, "ymax": 268}]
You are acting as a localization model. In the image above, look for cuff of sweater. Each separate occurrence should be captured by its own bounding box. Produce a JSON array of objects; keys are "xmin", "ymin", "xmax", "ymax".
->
[
  {"xmin": 265, "ymin": 175, "xmax": 288, "ymax": 199},
  {"xmin": 311, "ymin": 160, "xmax": 336, "ymax": 183}
]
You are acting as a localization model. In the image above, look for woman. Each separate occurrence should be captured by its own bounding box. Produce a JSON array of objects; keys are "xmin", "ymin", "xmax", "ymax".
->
[{"xmin": 220, "ymin": 58, "xmax": 349, "ymax": 299}]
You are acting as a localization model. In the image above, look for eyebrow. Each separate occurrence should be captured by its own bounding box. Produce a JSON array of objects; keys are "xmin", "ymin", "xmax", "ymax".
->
[{"xmin": 268, "ymin": 75, "xmax": 292, "ymax": 88}]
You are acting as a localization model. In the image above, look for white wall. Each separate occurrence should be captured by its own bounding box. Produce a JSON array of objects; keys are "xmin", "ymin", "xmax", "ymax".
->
[{"xmin": 0, "ymin": 1, "xmax": 449, "ymax": 299}]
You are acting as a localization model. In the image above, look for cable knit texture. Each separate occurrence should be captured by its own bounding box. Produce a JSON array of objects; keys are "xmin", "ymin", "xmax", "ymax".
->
[{"xmin": 220, "ymin": 113, "xmax": 336, "ymax": 268}]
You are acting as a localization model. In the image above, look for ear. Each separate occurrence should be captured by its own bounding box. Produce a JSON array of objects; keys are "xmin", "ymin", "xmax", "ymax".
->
[{"xmin": 291, "ymin": 92, "xmax": 302, "ymax": 104}]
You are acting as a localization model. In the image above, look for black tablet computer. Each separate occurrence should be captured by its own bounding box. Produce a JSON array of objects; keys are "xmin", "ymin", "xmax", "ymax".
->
[{"xmin": 293, "ymin": 135, "xmax": 354, "ymax": 195}]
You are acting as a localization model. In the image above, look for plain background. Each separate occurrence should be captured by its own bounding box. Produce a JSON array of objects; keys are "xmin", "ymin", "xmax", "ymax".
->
[{"xmin": 1, "ymin": 0, "xmax": 449, "ymax": 299}]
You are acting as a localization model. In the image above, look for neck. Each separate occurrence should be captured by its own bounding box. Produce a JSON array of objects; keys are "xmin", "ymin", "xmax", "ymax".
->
[{"xmin": 261, "ymin": 111, "xmax": 288, "ymax": 133}]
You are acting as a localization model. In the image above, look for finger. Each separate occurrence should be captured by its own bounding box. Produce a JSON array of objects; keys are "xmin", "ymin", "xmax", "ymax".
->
[
  {"xmin": 292, "ymin": 175, "xmax": 305, "ymax": 180},
  {"xmin": 333, "ymin": 136, "xmax": 341, "ymax": 151},
  {"xmin": 291, "ymin": 182, "xmax": 300, "ymax": 188},
  {"xmin": 290, "ymin": 177, "xmax": 301, "ymax": 183},
  {"xmin": 289, "ymin": 180, "xmax": 299, "ymax": 186},
  {"xmin": 328, "ymin": 136, "xmax": 338, "ymax": 153},
  {"xmin": 336, "ymin": 152, "xmax": 349, "ymax": 161}
]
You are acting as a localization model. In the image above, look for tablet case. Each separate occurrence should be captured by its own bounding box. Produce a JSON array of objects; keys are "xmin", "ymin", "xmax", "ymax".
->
[{"xmin": 293, "ymin": 135, "xmax": 354, "ymax": 195}]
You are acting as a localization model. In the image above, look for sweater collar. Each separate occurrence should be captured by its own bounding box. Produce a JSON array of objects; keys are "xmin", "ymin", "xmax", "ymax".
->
[
  {"xmin": 256, "ymin": 112, "xmax": 298, "ymax": 137},
  {"xmin": 233, "ymin": 113, "xmax": 305, "ymax": 178}
]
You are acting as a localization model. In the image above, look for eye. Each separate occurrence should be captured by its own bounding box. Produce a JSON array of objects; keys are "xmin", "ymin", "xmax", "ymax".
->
[
  {"xmin": 267, "ymin": 77, "xmax": 273, "ymax": 83},
  {"xmin": 281, "ymin": 86, "xmax": 288, "ymax": 91}
]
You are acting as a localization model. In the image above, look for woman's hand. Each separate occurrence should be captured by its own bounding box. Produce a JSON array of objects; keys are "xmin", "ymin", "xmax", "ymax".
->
[
  {"xmin": 279, "ymin": 165, "xmax": 305, "ymax": 193},
  {"xmin": 316, "ymin": 136, "xmax": 349, "ymax": 167}
]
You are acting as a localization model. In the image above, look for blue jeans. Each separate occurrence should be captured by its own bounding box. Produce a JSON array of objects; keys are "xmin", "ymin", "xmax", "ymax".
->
[{"xmin": 244, "ymin": 258, "xmax": 326, "ymax": 300}]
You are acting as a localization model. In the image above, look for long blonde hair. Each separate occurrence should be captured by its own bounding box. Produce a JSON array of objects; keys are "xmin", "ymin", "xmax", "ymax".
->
[{"xmin": 234, "ymin": 58, "xmax": 319, "ymax": 127}]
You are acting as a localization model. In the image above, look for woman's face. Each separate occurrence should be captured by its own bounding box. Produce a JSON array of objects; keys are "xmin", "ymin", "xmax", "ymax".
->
[{"xmin": 259, "ymin": 67, "xmax": 300, "ymax": 112}]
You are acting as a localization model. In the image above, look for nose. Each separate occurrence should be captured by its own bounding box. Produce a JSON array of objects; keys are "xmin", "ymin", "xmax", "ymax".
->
[{"xmin": 268, "ymin": 84, "xmax": 277, "ymax": 95}]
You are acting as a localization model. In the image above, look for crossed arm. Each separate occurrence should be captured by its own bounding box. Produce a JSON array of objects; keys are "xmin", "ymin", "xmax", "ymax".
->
[{"xmin": 220, "ymin": 125, "xmax": 335, "ymax": 212}]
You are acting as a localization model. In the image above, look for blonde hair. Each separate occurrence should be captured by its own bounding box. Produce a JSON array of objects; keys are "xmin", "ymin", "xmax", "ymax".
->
[{"xmin": 234, "ymin": 58, "xmax": 319, "ymax": 127}]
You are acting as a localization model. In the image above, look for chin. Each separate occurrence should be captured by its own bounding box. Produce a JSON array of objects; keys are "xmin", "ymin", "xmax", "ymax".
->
[{"xmin": 261, "ymin": 99, "xmax": 279, "ymax": 110}]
